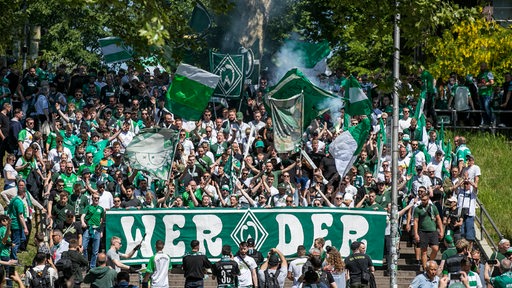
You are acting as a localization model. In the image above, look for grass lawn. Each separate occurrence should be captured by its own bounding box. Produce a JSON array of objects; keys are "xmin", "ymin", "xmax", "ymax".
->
[{"xmin": 446, "ymin": 130, "xmax": 512, "ymax": 241}]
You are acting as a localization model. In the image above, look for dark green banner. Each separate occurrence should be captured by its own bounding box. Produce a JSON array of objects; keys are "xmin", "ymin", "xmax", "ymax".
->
[{"xmin": 106, "ymin": 208, "xmax": 386, "ymax": 266}]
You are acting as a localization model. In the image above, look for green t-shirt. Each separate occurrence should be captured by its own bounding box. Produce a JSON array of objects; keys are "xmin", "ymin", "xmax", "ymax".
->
[
  {"xmin": 414, "ymin": 203, "xmax": 439, "ymax": 232},
  {"xmin": 59, "ymin": 173, "xmax": 78, "ymax": 195},
  {"xmin": 477, "ymin": 70, "xmax": 494, "ymax": 97},
  {"xmin": 69, "ymin": 193, "xmax": 89, "ymax": 217},
  {"xmin": 441, "ymin": 246, "xmax": 457, "ymax": 260},
  {"xmin": 86, "ymin": 139, "xmax": 109, "ymax": 164},
  {"xmin": 182, "ymin": 189, "xmax": 203, "ymax": 208},
  {"xmin": 456, "ymin": 145, "xmax": 471, "ymax": 164},
  {"xmin": 0, "ymin": 226, "xmax": 11, "ymax": 258},
  {"xmin": 8, "ymin": 196, "xmax": 25, "ymax": 230},
  {"xmin": 60, "ymin": 131, "xmax": 82, "ymax": 156},
  {"xmin": 84, "ymin": 204, "xmax": 105, "ymax": 228},
  {"xmin": 490, "ymin": 271, "xmax": 512, "ymax": 288}
]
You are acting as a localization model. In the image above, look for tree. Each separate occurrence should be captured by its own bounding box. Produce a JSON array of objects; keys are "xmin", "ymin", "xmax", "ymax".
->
[{"xmin": 427, "ymin": 17, "xmax": 512, "ymax": 84}]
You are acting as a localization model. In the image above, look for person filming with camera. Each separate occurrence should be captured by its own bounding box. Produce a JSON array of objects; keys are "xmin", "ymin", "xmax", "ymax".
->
[{"xmin": 456, "ymin": 178, "xmax": 477, "ymax": 246}]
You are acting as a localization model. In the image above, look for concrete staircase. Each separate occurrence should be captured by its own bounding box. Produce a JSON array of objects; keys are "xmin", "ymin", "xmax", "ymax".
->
[{"xmin": 128, "ymin": 237, "xmax": 437, "ymax": 287}]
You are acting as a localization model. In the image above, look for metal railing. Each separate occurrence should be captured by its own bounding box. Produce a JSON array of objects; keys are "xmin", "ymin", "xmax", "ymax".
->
[{"xmin": 475, "ymin": 196, "xmax": 504, "ymax": 257}]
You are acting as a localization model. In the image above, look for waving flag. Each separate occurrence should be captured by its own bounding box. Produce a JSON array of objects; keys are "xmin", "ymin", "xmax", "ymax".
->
[
  {"xmin": 329, "ymin": 118, "xmax": 371, "ymax": 177},
  {"xmin": 98, "ymin": 37, "xmax": 133, "ymax": 64},
  {"xmin": 165, "ymin": 63, "xmax": 220, "ymax": 120},
  {"xmin": 124, "ymin": 128, "xmax": 178, "ymax": 180},
  {"xmin": 210, "ymin": 52, "xmax": 245, "ymax": 98},
  {"xmin": 343, "ymin": 75, "xmax": 372, "ymax": 117}
]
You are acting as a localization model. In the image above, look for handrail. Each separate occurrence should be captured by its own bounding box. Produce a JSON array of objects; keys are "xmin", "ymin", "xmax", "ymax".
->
[{"xmin": 475, "ymin": 196, "xmax": 504, "ymax": 257}]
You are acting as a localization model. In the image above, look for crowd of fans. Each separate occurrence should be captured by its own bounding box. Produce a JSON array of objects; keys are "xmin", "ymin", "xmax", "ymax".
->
[{"xmin": 0, "ymin": 60, "xmax": 509, "ymax": 287}]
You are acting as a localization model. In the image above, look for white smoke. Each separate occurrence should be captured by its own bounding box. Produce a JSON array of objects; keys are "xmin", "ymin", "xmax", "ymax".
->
[
  {"xmin": 271, "ymin": 39, "xmax": 327, "ymax": 87},
  {"xmin": 317, "ymin": 96, "xmax": 345, "ymax": 128}
]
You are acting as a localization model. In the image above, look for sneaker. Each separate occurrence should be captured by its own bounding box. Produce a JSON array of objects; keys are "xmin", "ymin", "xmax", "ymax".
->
[
  {"xmin": 498, "ymin": 123, "xmax": 506, "ymax": 128},
  {"xmin": 479, "ymin": 124, "xmax": 489, "ymax": 128}
]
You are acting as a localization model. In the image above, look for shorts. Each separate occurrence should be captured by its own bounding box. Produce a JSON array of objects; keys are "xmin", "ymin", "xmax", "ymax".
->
[{"xmin": 418, "ymin": 230, "xmax": 439, "ymax": 249}]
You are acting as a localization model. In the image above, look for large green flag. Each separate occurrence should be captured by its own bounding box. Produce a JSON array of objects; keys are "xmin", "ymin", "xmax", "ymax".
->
[
  {"xmin": 266, "ymin": 93, "xmax": 304, "ymax": 153},
  {"xmin": 343, "ymin": 75, "xmax": 372, "ymax": 117},
  {"xmin": 209, "ymin": 52, "xmax": 245, "ymax": 98},
  {"xmin": 165, "ymin": 63, "xmax": 220, "ymax": 120},
  {"xmin": 265, "ymin": 68, "xmax": 336, "ymax": 136},
  {"xmin": 124, "ymin": 128, "xmax": 178, "ymax": 181}
]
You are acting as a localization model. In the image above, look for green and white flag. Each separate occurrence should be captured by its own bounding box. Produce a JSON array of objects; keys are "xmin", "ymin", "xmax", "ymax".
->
[
  {"xmin": 415, "ymin": 91, "xmax": 429, "ymax": 146},
  {"xmin": 343, "ymin": 75, "xmax": 372, "ymax": 117},
  {"xmin": 264, "ymin": 68, "xmax": 336, "ymax": 136},
  {"xmin": 210, "ymin": 52, "xmax": 245, "ymax": 98},
  {"xmin": 165, "ymin": 63, "xmax": 220, "ymax": 121},
  {"xmin": 98, "ymin": 37, "xmax": 133, "ymax": 64},
  {"xmin": 267, "ymin": 93, "xmax": 304, "ymax": 153},
  {"xmin": 329, "ymin": 118, "xmax": 371, "ymax": 177},
  {"xmin": 124, "ymin": 128, "xmax": 178, "ymax": 181}
]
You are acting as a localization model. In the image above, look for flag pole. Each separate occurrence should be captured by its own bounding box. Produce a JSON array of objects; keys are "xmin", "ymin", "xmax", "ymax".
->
[{"xmin": 390, "ymin": 1, "xmax": 401, "ymax": 287}]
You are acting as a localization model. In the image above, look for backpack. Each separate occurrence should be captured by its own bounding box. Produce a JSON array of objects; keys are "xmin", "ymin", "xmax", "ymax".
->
[
  {"xmin": 55, "ymin": 253, "xmax": 74, "ymax": 279},
  {"xmin": 29, "ymin": 265, "xmax": 52, "ymax": 288},
  {"xmin": 263, "ymin": 268, "xmax": 281, "ymax": 288}
]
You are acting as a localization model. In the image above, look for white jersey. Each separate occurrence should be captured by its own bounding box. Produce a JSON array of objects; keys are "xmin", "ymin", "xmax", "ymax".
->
[
  {"xmin": 234, "ymin": 255, "xmax": 257, "ymax": 287},
  {"xmin": 147, "ymin": 251, "xmax": 171, "ymax": 288},
  {"xmin": 288, "ymin": 257, "xmax": 308, "ymax": 288}
]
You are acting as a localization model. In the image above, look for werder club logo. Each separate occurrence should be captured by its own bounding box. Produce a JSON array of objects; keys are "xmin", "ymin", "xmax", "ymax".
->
[
  {"xmin": 230, "ymin": 210, "xmax": 268, "ymax": 251},
  {"xmin": 210, "ymin": 52, "xmax": 244, "ymax": 98}
]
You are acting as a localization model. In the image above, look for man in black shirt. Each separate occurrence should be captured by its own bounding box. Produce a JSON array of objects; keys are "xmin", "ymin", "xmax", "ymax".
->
[
  {"xmin": 0, "ymin": 103, "xmax": 11, "ymax": 172},
  {"xmin": 212, "ymin": 245, "xmax": 240, "ymax": 287},
  {"xmin": 182, "ymin": 240, "xmax": 213, "ymax": 288},
  {"xmin": 345, "ymin": 241, "xmax": 374, "ymax": 288},
  {"xmin": 246, "ymin": 238, "xmax": 264, "ymax": 267}
]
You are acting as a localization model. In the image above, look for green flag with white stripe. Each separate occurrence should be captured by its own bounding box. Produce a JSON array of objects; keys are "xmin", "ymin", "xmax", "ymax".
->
[
  {"xmin": 165, "ymin": 63, "xmax": 220, "ymax": 120},
  {"xmin": 343, "ymin": 75, "xmax": 372, "ymax": 117},
  {"xmin": 98, "ymin": 37, "xmax": 133, "ymax": 64}
]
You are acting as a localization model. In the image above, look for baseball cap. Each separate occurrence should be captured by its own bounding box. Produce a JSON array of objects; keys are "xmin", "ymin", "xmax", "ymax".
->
[
  {"xmin": 247, "ymin": 238, "xmax": 255, "ymax": 246},
  {"xmin": 81, "ymin": 168, "xmax": 91, "ymax": 175},
  {"xmin": 444, "ymin": 235, "xmax": 454, "ymax": 245},
  {"xmin": 96, "ymin": 180, "xmax": 105, "ymax": 187},
  {"xmin": 505, "ymin": 247, "xmax": 512, "ymax": 256},
  {"xmin": 447, "ymin": 196, "xmax": 457, "ymax": 203},
  {"xmin": 402, "ymin": 134, "xmax": 410, "ymax": 141},
  {"xmin": 278, "ymin": 182, "xmax": 287, "ymax": 189},
  {"xmin": 268, "ymin": 254, "xmax": 280, "ymax": 266},
  {"xmin": 221, "ymin": 185, "xmax": 230, "ymax": 191},
  {"xmin": 255, "ymin": 140, "xmax": 265, "ymax": 148},
  {"xmin": 236, "ymin": 112, "xmax": 244, "ymax": 120},
  {"xmin": 65, "ymin": 210, "xmax": 75, "ymax": 217},
  {"xmin": 466, "ymin": 154, "xmax": 475, "ymax": 160}
]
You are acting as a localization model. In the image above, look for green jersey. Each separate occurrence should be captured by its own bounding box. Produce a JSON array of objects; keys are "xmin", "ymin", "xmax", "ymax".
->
[
  {"xmin": 7, "ymin": 196, "xmax": 25, "ymax": 230},
  {"xmin": 414, "ymin": 203, "xmax": 439, "ymax": 232},
  {"xmin": 0, "ymin": 226, "xmax": 11, "ymax": 258},
  {"xmin": 84, "ymin": 204, "xmax": 105, "ymax": 228},
  {"xmin": 59, "ymin": 173, "xmax": 78, "ymax": 195}
]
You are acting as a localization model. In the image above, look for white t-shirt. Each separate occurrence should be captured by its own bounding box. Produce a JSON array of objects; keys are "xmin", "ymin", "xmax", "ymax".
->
[
  {"xmin": 464, "ymin": 165, "xmax": 481, "ymax": 183},
  {"xmin": 288, "ymin": 257, "xmax": 308, "ymax": 288},
  {"xmin": 258, "ymin": 266, "xmax": 288, "ymax": 288},
  {"xmin": 234, "ymin": 255, "xmax": 257, "ymax": 287},
  {"xmin": 26, "ymin": 264, "xmax": 59, "ymax": 287},
  {"xmin": 3, "ymin": 163, "xmax": 17, "ymax": 188},
  {"xmin": 147, "ymin": 251, "xmax": 171, "ymax": 288}
]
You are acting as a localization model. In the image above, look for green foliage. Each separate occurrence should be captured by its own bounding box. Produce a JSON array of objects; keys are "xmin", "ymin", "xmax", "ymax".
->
[
  {"xmin": 0, "ymin": 0, "xmax": 233, "ymax": 69},
  {"xmin": 427, "ymin": 17, "xmax": 512, "ymax": 84},
  {"xmin": 445, "ymin": 130, "xmax": 512, "ymax": 241}
]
